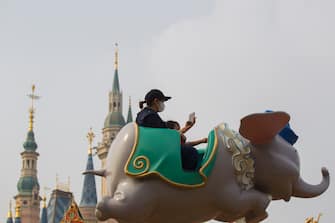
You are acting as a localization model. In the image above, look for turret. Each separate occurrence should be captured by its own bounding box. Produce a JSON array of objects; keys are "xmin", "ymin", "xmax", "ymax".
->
[
  {"xmin": 108, "ymin": 43, "xmax": 123, "ymax": 115},
  {"xmin": 15, "ymin": 85, "xmax": 41, "ymax": 223},
  {"xmin": 96, "ymin": 43, "xmax": 127, "ymax": 197},
  {"xmin": 79, "ymin": 128, "xmax": 98, "ymax": 222}
]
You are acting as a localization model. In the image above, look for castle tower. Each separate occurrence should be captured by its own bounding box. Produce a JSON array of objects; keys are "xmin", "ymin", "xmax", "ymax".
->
[
  {"xmin": 40, "ymin": 196, "xmax": 47, "ymax": 223},
  {"xmin": 79, "ymin": 128, "xmax": 98, "ymax": 223},
  {"xmin": 97, "ymin": 44, "xmax": 126, "ymax": 197},
  {"xmin": 14, "ymin": 85, "xmax": 41, "ymax": 223},
  {"xmin": 6, "ymin": 201, "xmax": 13, "ymax": 223}
]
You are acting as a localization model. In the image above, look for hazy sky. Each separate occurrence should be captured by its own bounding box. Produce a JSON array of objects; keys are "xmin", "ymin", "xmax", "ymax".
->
[{"xmin": 0, "ymin": 0, "xmax": 334, "ymax": 222}]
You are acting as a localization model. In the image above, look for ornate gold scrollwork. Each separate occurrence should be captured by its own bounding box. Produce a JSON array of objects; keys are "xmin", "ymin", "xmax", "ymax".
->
[
  {"xmin": 132, "ymin": 155, "xmax": 150, "ymax": 175},
  {"xmin": 219, "ymin": 123, "xmax": 255, "ymax": 190}
]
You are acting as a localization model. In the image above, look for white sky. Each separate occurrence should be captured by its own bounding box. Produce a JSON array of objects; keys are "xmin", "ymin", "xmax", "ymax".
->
[{"xmin": 0, "ymin": 0, "xmax": 334, "ymax": 222}]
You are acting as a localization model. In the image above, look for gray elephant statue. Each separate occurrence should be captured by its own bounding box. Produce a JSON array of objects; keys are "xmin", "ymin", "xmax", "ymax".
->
[{"xmin": 87, "ymin": 111, "xmax": 329, "ymax": 223}]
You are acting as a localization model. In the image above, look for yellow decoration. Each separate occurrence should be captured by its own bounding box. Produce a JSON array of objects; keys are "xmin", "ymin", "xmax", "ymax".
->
[
  {"xmin": 60, "ymin": 200, "xmax": 84, "ymax": 223},
  {"xmin": 86, "ymin": 127, "xmax": 95, "ymax": 155},
  {"xmin": 27, "ymin": 84, "xmax": 40, "ymax": 131},
  {"xmin": 42, "ymin": 196, "xmax": 47, "ymax": 208},
  {"xmin": 7, "ymin": 200, "xmax": 12, "ymax": 218},
  {"xmin": 305, "ymin": 213, "xmax": 322, "ymax": 223},
  {"xmin": 219, "ymin": 123, "xmax": 255, "ymax": 190},
  {"xmin": 15, "ymin": 203, "xmax": 21, "ymax": 218},
  {"xmin": 114, "ymin": 43, "xmax": 119, "ymax": 70},
  {"xmin": 133, "ymin": 155, "xmax": 150, "ymax": 173}
]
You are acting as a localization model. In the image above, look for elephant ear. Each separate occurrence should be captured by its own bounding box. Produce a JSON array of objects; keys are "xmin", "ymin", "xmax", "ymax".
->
[{"xmin": 239, "ymin": 111, "xmax": 290, "ymax": 144}]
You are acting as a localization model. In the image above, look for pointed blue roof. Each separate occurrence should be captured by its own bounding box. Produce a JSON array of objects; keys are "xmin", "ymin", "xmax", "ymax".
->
[
  {"xmin": 6, "ymin": 217, "xmax": 13, "ymax": 223},
  {"xmin": 40, "ymin": 206, "xmax": 47, "ymax": 223},
  {"xmin": 6, "ymin": 203, "xmax": 13, "ymax": 223},
  {"xmin": 127, "ymin": 102, "xmax": 133, "ymax": 123},
  {"xmin": 112, "ymin": 69, "xmax": 120, "ymax": 93},
  {"xmin": 14, "ymin": 217, "xmax": 21, "ymax": 223},
  {"xmin": 80, "ymin": 154, "xmax": 97, "ymax": 207}
]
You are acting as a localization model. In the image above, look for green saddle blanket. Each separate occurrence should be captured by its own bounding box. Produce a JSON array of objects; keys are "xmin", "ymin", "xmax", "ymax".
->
[{"xmin": 125, "ymin": 125, "xmax": 218, "ymax": 188}]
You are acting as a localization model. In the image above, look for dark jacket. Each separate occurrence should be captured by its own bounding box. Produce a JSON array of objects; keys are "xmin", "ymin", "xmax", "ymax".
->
[{"xmin": 136, "ymin": 107, "xmax": 167, "ymax": 128}]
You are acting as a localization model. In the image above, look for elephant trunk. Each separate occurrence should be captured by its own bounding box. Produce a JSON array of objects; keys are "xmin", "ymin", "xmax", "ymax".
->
[
  {"xmin": 292, "ymin": 167, "xmax": 330, "ymax": 198},
  {"xmin": 95, "ymin": 196, "xmax": 114, "ymax": 221}
]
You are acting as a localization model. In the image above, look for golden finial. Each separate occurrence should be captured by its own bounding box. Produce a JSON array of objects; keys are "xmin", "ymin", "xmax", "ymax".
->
[
  {"xmin": 87, "ymin": 127, "xmax": 95, "ymax": 155},
  {"xmin": 56, "ymin": 174, "xmax": 59, "ymax": 190},
  {"xmin": 129, "ymin": 96, "xmax": 131, "ymax": 107},
  {"xmin": 306, "ymin": 217, "xmax": 313, "ymax": 223},
  {"xmin": 67, "ymin": 176, "xmax": 71, "ymax": 191},
  {"xmin": 114, "ymin": 43, "xmax": 119, "ymax": 70},
  {"xmin": 27, "ymin": 84, "xmax": 40, "ymax": 131},
  {"xmin": 15, "ymin": 203, "xmax": 21, "ymax": 218},
  {"xmin": 42, "ymin": 186, "xmax": 50, "ymax": 208},
  {"xmin": 42, "ymin": 196, "xmax": 47, "ymax": 208},
  {"xmin": 7, "ymin": 200, "xmax": 13, "ymax": 218}
]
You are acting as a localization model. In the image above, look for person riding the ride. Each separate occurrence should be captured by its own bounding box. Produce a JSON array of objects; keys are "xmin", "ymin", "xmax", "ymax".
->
[
  {"xmin": 166, "ymin": 120, "xmax": 207, "ymax": 147},
  {"xmin": 136, "ymin": 89, "xmax": 200, "ymax": 171}
]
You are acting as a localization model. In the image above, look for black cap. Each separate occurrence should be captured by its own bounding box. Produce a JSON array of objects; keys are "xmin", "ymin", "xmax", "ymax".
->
[{"xmin": 145, "ymin": 89, "xmax": 171, "ymax": 102}]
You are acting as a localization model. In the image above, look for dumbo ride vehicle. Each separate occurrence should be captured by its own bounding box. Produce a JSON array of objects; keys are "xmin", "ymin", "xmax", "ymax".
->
[{"xmin": 86, "ymin": 111, "xmax": 330, "ymax": 223}]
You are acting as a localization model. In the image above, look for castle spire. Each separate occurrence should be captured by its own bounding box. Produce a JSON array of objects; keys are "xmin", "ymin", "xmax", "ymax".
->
[
  {"xmin": 16, "ymin": 85, "xmax": 41, "ymax": 223},
  {"xmin": 112, "ymin": 43, "xmax": 120, "ymax": 93},
  {"xmin": 23, "ymin": 85, "xmax": 39, "ymax": 152},
  {"xmin": 40, "ymin": 196, "xmax": 48, "ymax": 223},
  {"xmin": 127, "ymin": 97, "xmax": 133, "ymax": 123},
  {"xmin": 7, "ymin": 201, "xmax": 13, "ymax": 218},
  {"xmin": 114, "ymin": 42, "xmax": 119, "ymax": 70},
  {"xmin": 87, "ymin": 127, "xmax": 95, "ymax": 155},
  {"xmin": 6, "ymin": 201, "xmax": 13, "ymax": 223},
  {"xmin": 80, "ymin": 128, "xmax": 97, "ymax": 207},
  {"xmin": 27, "ymin": 84, "xmax": 40, "ymax": 131},
  {"xmin": 105, "ymin": 43, "xmax": 125, "ymax": 126}
]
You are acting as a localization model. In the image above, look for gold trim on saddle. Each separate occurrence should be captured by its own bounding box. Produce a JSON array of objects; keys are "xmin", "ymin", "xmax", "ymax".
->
[{"xmin": 218, "ymin": 123, "xmax": 255, "ymax": 190}]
